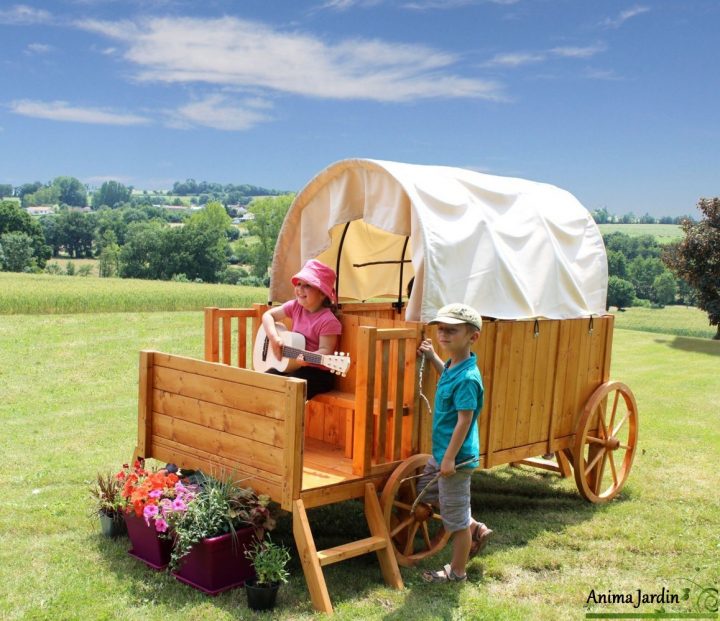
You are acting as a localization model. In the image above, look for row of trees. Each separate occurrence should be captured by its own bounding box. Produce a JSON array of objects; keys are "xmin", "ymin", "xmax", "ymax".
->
[
  {"xmin": 0, "ymin": 177, "xmax": 285, "ymax": 210},
  {"xmin": 591, "ymin": 207, "xmax": 693, "ymax": 225},
  {"xmin": 0, "ymin": 193, "xmax": 293, "ymax": 285},
  {"xmin": 604, "ymin": 198, "xmax": 720, "ymax": 339}
]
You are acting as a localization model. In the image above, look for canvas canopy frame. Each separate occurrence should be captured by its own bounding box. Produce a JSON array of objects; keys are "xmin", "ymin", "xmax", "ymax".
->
[{"xmin": 269, "ymin": 158, "xmax": 607, "ymax": 322}]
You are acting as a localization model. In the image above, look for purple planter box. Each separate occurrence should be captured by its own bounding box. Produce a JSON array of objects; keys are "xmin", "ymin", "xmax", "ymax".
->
[
  {"xmin": 124, "ymin": 512, "xmax": 173, "ymax": 570},
  {"xmin": 173, "ymin": 528, "xmax": 257, "ymax": 596}
]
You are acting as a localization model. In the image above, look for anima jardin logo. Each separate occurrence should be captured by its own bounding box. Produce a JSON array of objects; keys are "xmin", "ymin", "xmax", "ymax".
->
[{"xmin": 583, "ymin": 578, "xmax": 718, "ymax": 619}]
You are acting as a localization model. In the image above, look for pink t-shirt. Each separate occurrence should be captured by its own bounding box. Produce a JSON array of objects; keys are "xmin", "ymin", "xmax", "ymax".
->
[{"xmin": 281, "ymin": 300, "xmax": 342, "ymax": 352}]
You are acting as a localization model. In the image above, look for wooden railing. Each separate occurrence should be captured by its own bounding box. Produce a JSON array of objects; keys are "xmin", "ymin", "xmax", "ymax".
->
[
  {"xmin": 352, "ymin": 324, "xmax": 423, "ymax": 477},
  {"xmin": 203, "ymin": 304, "xmax": 266, "ymax": 368}
]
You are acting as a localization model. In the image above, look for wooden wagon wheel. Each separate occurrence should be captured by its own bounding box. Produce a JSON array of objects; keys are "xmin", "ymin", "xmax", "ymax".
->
[
  {"xmin": 573, "ymin": 381, "xmax": 638, "ymax": 503},
  {"xmin": 380, "ymin": 453, "xmax": 452, "ymax": 567}
]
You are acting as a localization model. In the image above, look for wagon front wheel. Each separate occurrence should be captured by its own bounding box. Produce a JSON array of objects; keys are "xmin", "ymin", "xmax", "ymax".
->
[
  {"xmin": 573, "ymin": 381, "xmax": 638, "ymax": 503},
  {"xmin": 380, "ymin": 454, "xmax": 451, "ymax": 567}
]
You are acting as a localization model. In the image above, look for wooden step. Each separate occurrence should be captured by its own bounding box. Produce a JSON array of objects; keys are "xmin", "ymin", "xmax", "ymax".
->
[{"xmin": 316, "ymin": 535, "xmax": 387, "ymax": 567}]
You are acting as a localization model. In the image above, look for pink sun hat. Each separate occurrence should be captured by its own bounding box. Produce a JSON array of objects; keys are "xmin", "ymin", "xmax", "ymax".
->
[{"xmin": 292, "ymin": 259, "xmax": 337, "ymax": 303}]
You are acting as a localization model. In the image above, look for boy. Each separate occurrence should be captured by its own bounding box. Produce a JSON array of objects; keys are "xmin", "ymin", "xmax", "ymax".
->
[{"xmin": 417, "ymin": 303, "xmax": 492, "ymax": 583}]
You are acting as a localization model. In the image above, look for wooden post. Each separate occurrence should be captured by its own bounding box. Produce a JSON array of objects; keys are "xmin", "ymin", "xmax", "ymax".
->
[
  {"xmin": 282, "ymin": 379, "xmax": 306, "ymax": 511},
  {"xmin": 135, "ymin": 350, "xmax": 154, "ymax": 462},
  {"xmin": 364, "ymin": 483, "xmax": 404, "ymax": 590},
  {"xmin": 293, "ymin": 499, "xmax": 333, "ymax": 614},
  {"xmin": 204, "ymin": 307, "xmax": 219, "ymax": 362},
  {"xmin": 353, "ymin": 326, "xmax": 377, "ymax": 476}
]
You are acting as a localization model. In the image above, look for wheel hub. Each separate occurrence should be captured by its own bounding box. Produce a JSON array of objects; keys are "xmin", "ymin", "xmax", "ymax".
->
[
  {"xmin": 606, "ymin": 436, "xmax": 620, "ymax": 450},
  {"xmin": 413, "ymin": 502, "xmax": 433, "ymax": 522}
]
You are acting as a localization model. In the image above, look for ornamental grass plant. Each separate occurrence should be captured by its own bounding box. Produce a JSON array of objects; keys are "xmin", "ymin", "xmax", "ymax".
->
[{"xmin": 169, "ymin": 474, "xmax": 275, "ymax": 571}]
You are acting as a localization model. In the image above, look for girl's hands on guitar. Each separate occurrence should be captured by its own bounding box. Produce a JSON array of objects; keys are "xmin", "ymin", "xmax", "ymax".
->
[{"xmin": 271, "ymin": 335, "xmax": 284, "ymax": 361}]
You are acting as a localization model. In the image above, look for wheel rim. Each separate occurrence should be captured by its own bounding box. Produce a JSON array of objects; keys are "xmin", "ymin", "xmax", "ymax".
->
[
  {"xmin": 380, "ymin": 453, "xmax": 451, "ymax": 567},
  {"xmin": 573, "ymin": 381, "xmax": 638, "ymax": 503}
]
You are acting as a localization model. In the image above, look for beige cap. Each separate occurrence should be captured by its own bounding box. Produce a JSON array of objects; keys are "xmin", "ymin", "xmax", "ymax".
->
[{"xmin": 429, "ymin": 303, "xmax": 482, "ymax": 331}]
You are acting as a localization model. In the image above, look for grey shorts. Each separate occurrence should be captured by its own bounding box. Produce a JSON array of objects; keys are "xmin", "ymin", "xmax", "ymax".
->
[{"xmin": 416, "ymin": 456, "xmax": 473, "ymax": 533}]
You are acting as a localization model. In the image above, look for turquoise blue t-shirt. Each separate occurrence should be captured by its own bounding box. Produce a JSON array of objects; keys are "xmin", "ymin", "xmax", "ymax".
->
[{"xmin": 432, "ymin": 352, "xmax": 484, "ymax": 469}]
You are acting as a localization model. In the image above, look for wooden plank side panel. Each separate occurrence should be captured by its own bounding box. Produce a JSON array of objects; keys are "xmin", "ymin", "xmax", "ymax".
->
[
  {"xmin": 477, "ymin": 321, "xmax": 496, "ymax": 460},
  {"xmin": 152, "ymin": 411, "xmax": 286, "ymax": 476},
  {"xmin": 152, "ymin": 389, "xmax": 285, "ymax": 448},
  {"xmin": 353, "ymin": 326, "xmax": 377, "ymax": 476},
  {"xmin": 499, "ymin": 322, "xmax": 526, "ymax": 451},
  {"xmin": 557, "ymin": 319, "xmax": 583, "ymax": 438},
  {"xmin": 548, "ymin": 320, "xmax": 571, "ymax": 450},
  {"xmin": 529, "ymin": 320, "xmax": 559, "ymax": 447},
  {"xmin": 513, "ymin": 323, "xmax": 537, "ymax": 448},
  {"xmin": 153, "ymin": 364, "xmax": 287, "ymax": 420},
  {"xmin": 151, "ymin": 436, "xmax": 283, "ymax": 500},
  {"xmin": 486, "ymin": 322, "xmax": 512, "ymax": 466}
]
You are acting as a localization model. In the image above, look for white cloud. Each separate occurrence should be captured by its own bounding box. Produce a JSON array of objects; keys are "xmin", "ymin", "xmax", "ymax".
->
[
  {"xmin": 550, "ymin": 44, "xmax": 606, "ymax": 59},
  {"xmin": 601, "ymin": 6, "xmax": 650, "ymax": 29},
  {"xmin": 76, "ymin": 16, "xmax": 502, "ymax": 102},
  {"xmin": 484, "ymin": 52, "xmax": 545, "ymax": 68},
  {"xmin": 25, "ymin": 43, "xmax": 53, "ymax": 55},
  {"xmin": 9, "ymin": 100, "xmax": 151, "ymax": 125},
  {"xmin": 0, "ymin": 4, "xmax": 52, "ymax": 25},
  {"xmin": 484, "ymin": 43, "xmax": 605, "ymax": 68},
  {"xmin": 167, "ymin": 95, "xmax": 273, "ymax": 131}
]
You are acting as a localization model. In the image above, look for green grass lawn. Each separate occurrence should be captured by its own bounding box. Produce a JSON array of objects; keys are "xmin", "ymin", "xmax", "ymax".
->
[
  {"xmin": 1, "ymin": 304, "xmax": 718, "ymax": 620},
  {"xmin": 611, "ymin": 305, "xmax": 716, "ymax": 339},
  {"xmin": 0, "ymin": 272, "xmax": 267, "ymax": 314},
  {"xmin": 598, "ymin": 223, "xmax": 683, "ymax": 243}
]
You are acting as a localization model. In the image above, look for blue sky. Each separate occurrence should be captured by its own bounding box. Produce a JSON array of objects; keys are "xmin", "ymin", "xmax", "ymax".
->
[{"xmin": 1, "ymin": 1, "xmax": 718, "ymax": 216}]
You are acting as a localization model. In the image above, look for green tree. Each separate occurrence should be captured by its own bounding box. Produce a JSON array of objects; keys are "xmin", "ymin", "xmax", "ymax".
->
[
  {"xmin": 94, "ymin": 180, "xmax": 132, "ymax": 209},
  {"xmin": 651, "ymin": 272, "xmax": 677, "ymax": 307},
  {"xmin": 52, "ymin": 176, "xmax": 87, "ymax": 207},
  {"xmin": 56, "ymin": 209, "xmax": 95, "ymax": 258},
  {"xmin": 606, "ymin": 250, "xmax": 627, "ymax": 279},
  {"xmin": 0, "ymin": 199, "xmax": 51, "ymax": 267},
  {"xmin": 247, "ymin": 194, "xmax": 293, "ymax": 278},
  {"xmin": 627, "ymin": 256, "xmax": 666, "ymax": 300},
  {"xmin": 606, "ymin": 276, "xmax": 635, "ymax": 311},
  {"xmin": 119, "ymin": 221, "xmax": 169, "ymax": 279},
  {"xmin": 0, "ymin": 184, "xmax": 13, "ymax": 198},
  {"xmin": 24, "ymin": 184, "xmax": 60, "ymax": 207},
  {"xmin": 1, "ymin": 231, "xmax": 35, "ymax": 271},
  {"xmin": 663, "ymin": 198, "xmax": 720, "ymax": 339}
]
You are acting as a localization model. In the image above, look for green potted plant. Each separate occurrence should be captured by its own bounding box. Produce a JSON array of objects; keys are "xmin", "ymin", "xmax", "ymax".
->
[
  {"xmin": 89, "ymin": 470, "xmax": 126, "ymax": 537},
  {"xmin": 243, "ymin": 536, "xmax": 291, "ymax": 611},
  {"xmin": 169, "ymin": 474, "xmax": 276, "ymax": 595}
]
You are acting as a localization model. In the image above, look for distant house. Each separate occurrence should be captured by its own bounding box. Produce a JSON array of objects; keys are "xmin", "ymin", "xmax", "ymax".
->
[
  {"xmin": 25, "ymin": 205, "xmax": 56, "ymax": 216},
  {"xmin": 240, "ymin": 213, "xmax": 255, "ymax": 222}
]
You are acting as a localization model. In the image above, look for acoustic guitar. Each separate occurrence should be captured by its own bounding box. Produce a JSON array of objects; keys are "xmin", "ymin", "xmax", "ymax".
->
[{"xmin": 253, "ymin": 323, "xmax": 351, "ymax": 377}]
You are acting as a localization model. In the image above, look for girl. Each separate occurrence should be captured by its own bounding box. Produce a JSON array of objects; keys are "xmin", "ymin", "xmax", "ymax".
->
[{"xmin": 261, "ymin": 259, "xmax": 342, "ymax": 399}]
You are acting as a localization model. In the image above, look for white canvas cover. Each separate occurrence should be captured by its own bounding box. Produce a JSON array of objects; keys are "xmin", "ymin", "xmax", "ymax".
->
[{"xmin": 269, "ymin": 159, "xmax": 607, "ymax": 322}]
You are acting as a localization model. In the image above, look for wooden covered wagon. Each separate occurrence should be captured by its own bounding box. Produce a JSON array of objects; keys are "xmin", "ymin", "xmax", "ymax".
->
[{"xmin": 132, "ymin": 159, "xmax": 638, "ymax": 613}]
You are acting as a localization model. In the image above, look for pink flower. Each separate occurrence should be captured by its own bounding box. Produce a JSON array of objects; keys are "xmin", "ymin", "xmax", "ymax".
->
[
  {"xmin": 143, "ymin": 504, "xmax": 159, "ymax": 525},
  {"xmin": 171, "ymin": 498, "xmax": 187, "ymax": 511},
  {"xmin": 149, "ymin": 489, "xmax": 163, "ymax": 499},
  {"xmin": 154, "ymin": 518, "xmax": 168, "ymax": 533}
]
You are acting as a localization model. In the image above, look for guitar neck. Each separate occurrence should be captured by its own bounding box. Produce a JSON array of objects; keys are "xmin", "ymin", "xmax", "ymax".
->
[{"xmin": 281, "ymin": 345, "xmax": 324, "ymax": 366}]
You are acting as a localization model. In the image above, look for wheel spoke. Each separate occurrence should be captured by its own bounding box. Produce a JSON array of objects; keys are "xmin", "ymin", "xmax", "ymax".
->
[
  {"xmin": 608, "ymin": 451, "xmax": 618, "ymax": 487},
  {"xmin": 420, "ymin": 522, "xmax": 432, "ymax": 549},
  {"xmin": 612, "ymin": 413, "xmax": 629, "ymax": 437},
  {"xmin": 584, "ymin": 447, "xmax": 606, "ymax": 477},
  {"xmin": 608, "ymin": 390, "xmax": 620, "ymax": 432},
  {"xmin": 404, "ymin": 522, "xmax": 420, "ymax": 555},
  {"xmin": 390, "ymin": 515, "xmax": 414, "ymax": 538},
  {"xmin": 618, "ymin": 443, "xmax": 631, "ymax": 450},
  {"xmin": 593, "ymin": 452, "xmax": 609, "ymax": 496},
  {"xmin": 597, "ymin": 409, "xmax": 609, "ymax": 440},
  {"xmin": 393, "ymin": 500, "xmax": 413, "ymax": 511},
  {"xmin": 586, "ymin": 435, "xmax": 605, "ymax": 445}
]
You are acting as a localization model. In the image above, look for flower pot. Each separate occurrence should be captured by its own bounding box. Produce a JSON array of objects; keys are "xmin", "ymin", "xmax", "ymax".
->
[
  {"xmin": 245, "ymin": 579, "xmax": 280, "ymax": 611},
  {"xmin": 173, "ymin": 527, "xmax": 257, "ymax": 595},
  {"xmin": 124, "ymin": 512, "xmax": 173, "ymax": 570},
  {"xmin": 99, "ymin": 510, "xmax": 127, "ymax": 538}
]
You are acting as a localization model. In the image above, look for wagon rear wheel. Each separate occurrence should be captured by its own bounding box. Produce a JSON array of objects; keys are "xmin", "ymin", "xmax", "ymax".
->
[
  {"xmin": 380, "ymin": 454, "xmax": 451, "ymax": 567},
  {"xmin": 573, "ymin": 381, "xmax": 638, "ymax": 503}
]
